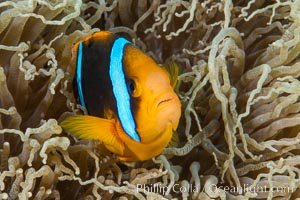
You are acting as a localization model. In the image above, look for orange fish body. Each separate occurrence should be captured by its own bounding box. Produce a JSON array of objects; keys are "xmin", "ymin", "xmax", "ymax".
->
[{"xmin": 61, "ymin": 31, "xmax": 181, "ymax": 161}]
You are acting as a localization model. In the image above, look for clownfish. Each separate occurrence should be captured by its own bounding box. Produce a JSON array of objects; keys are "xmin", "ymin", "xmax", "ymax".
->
[{"xmin": 61, "ymin": 31, "xmax": 181, "ymax": 162}]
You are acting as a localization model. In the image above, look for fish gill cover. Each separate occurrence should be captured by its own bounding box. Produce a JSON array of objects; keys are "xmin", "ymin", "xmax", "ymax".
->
[{"xmin": 0, "ymin": 0, "xmax": 300, "ymax": 199}]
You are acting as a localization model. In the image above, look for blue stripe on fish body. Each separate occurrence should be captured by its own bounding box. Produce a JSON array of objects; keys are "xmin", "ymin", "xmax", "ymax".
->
[
  {"xmin": 76, "ymin": 42, "xmax": 86, "ymax": 108},
  {"xmin": 110, "ymin": 38, "xmax": 141, "ymax": 142}
]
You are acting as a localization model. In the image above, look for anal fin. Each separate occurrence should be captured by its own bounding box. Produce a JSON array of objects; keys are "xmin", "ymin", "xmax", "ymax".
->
[{"xmin": 60, "ymin": 115, "xmax": 124, "ymax": 155}]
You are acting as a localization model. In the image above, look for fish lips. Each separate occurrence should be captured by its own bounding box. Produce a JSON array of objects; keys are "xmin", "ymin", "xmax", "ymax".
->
[
  {"xmin": 155, "ymin": 92, "xmax": 181, "ymax": 130},
  {"xmin": 156, "ymin": 92, "xmax": 180, "ymax": 108}
]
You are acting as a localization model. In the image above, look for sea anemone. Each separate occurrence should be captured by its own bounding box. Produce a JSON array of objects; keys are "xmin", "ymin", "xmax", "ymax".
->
[{"xmin": 1, "ymin": 0, "xmax": 300, "ymax": 199}]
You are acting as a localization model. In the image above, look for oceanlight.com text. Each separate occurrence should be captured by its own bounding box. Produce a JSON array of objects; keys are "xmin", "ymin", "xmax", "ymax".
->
[{"xmin": 136, "ymin": 183, "xmax": 294, "ymax": 196}]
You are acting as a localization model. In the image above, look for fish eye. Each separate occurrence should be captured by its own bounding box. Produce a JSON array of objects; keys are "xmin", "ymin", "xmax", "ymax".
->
[{"xmin": 127, "ymin": 79, "xmax": 135, "ymax": 95}]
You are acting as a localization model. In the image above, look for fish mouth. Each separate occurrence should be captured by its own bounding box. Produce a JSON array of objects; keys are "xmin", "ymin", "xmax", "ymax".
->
[
  {"xmin": 156, "ymin": 93, "xmax": 179, "ymax": 109},
  {"xmin": 157, "ymin": 98, "xmax": 173, "ymax": 107},
  {"xmin": 155, "ymin": 93, "xmax": 181, "ymax": 130}
]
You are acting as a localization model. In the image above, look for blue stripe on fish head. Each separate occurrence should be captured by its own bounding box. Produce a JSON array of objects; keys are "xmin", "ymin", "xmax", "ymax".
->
[
  {"xmin": 110, "ymin": 38, "xmax": 141, "ymax": 142},
  {"xmin": 76, "ymin": 42, "xmax": 87, "ymax": 108}
]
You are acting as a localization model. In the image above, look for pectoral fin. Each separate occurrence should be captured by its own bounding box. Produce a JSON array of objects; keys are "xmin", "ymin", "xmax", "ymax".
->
[
  {"xmin": 60, "ymin": 115, "xmax": 124, "ymax": 154},
  {"xmin": 168, "ymin": 130, "xmax": 179, "ymax": 147},
  {"xmin": 162, "ymin": 61, "xmax": 181, "ymax": 89}
]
